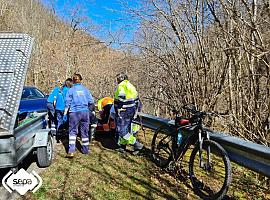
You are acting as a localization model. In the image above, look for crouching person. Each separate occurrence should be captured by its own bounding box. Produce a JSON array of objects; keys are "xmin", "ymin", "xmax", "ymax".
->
[
  {"xmin": 64, "ymin": 73, "xmax": 94, "ymax": 158},
  {"xmin": 97, "ymin": 96, "xmax": 114, "ymax": 133}
]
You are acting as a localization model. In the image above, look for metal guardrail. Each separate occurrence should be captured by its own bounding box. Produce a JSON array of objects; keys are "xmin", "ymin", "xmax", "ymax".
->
[{"xmin": 134, "ymin": 113, "xmax": 270, "ymax": 178}]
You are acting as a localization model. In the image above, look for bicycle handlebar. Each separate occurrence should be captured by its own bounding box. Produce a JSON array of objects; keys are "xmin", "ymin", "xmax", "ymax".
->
[{"xmin": 181, "ymin": 104, "xmax": 218, "ymax": 123}]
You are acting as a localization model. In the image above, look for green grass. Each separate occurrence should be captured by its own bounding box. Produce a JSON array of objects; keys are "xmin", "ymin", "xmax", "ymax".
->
[{"xmin": 23, "ymin": 130, "xmax": 269, "ymax": 200}]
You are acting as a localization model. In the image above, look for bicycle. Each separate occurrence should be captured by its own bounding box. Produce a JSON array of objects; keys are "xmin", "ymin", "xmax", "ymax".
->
[{"xmin": 151, "ymin": 105, "xmax": 232, "ymax": 200}]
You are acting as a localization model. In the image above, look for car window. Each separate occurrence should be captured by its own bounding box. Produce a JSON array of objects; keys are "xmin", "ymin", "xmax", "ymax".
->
[
  {"xmin": 21, "ymin": 88, "xmax": 31, "ymax": 99},
  {"xmin": 31, "ymin": 88, "xmax": 45, "ymax": 98},
  {"xmin": 21, "ymin": 88, "xmax": 45, "ymax": 99}
]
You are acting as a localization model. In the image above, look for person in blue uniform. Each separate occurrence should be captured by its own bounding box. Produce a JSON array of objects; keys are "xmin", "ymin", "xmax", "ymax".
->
[
  {"xmin": 55, "ymin": 78, "xmax": 73, "ymax": 140},
  {"xmin": 47, "ymin": 80, "xmax": 62, "ymax": 129},
  {"xmin": 64, "ymin": 74, "xmax": 94, "ymax": 158}
]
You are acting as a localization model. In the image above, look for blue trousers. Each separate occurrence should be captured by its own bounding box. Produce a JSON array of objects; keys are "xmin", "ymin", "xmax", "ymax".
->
[
  {"xmin": 115, "ymin": 106, "xmax": 136, "ymax": 139},
  {"xmin": 68, "ymin": 111, "xmax": 90, "ymax": 154}
]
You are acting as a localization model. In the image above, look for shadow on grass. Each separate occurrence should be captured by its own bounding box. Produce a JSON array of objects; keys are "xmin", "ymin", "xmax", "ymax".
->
[
  {"xmin": 94, "ymin": 131, "xmax": 118, "ymax": 150},
  {"xmin": 54, "ymin": 131, "xmax": 240, "ymax": 199},
  {"xmin": 93, "ymin": 133, "xmax": 240, "ymax": 200},
  {"xmin": 90, "ymin": 133, "xmax": 186, "ymax": 199},
  {"xmin": 73, "ymin": 152, "xmax": 185, "ymax": 200},
  {"xmin": 52, "ymin": 132, "xmax": 183, "ymax": 199}
]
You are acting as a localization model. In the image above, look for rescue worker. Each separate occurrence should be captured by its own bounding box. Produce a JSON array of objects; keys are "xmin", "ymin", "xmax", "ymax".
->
[
  {"xmin": 96, "ymin": 96, "xmax": 115, "ymax": 137},
  {"xmin": 55, "ymin": 78, "xmax": 73, "ymax": 140},
  {"xmin": 97, "ymin": 97, "xmax": 114, "ymax": 125},
  {"xmin": 47, "ymin": 80, "xmax": 62, "ymax": 130},
  {"xmin": 114, "ymin": 72, "xmax": 143, "ymax": 153},
  {"xmin": 64, "ymin": 74, "xmax": 94, "ymax": 158}
]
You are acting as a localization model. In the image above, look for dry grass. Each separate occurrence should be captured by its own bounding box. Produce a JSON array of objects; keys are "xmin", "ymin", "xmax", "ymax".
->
[{"xmin": 22, "ymin": 130, "xmax": 269, "ymax": 200}]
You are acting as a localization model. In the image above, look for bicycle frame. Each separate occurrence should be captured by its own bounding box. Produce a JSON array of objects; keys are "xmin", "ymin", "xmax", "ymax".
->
[
  {"xmin": 171, "ymin": 118, "xmax": 210, "ymax": 166},
  {"xmin": 152, "ymin": 106, "xmax": 232, "ymax": 200}
]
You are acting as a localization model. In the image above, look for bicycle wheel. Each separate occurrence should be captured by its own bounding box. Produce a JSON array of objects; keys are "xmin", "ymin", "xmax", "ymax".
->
[
  {"xmin": 189, "ymin": 140, "xmax": 231, "ymax": 200},
  {"xmin": 151, "ymin": 126, "xmax": 175, "ymax": 167}
]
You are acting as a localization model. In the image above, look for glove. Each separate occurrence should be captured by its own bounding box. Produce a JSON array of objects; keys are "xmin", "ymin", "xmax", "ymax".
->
[{"xmin": 63, "ymin": 115, "xmax": 68, "ymax": 122}]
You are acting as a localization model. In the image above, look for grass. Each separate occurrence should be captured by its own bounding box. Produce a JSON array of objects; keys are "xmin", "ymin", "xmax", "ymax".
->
[{"xmin": 22, "ymin": 129, "xmax": 269, "ymax": 200}]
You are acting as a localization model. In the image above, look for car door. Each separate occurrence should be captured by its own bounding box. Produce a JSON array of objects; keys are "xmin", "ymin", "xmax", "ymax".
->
[{"xmin": 19, "ymin": 87, "xmax": 47, "ymax": 113}]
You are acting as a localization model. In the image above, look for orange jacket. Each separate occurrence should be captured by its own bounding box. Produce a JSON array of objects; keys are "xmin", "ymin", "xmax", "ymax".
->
[{"xmin": 98, "ymin": 97, "xmax": 114, "ymax": 110}]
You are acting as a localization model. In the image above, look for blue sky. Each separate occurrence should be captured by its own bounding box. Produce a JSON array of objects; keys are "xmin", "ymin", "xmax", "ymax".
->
[{"xmin": 41, "ymin": 0, "xmax": 140, "ymax": 46}]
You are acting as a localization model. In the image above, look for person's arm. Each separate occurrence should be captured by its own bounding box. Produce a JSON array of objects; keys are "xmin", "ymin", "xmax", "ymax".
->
[
  {"xmin": 87, "ymin": 89, "xmax": 95, "ymax": 111},
  {"xmin": 117, "ymin": 85, "xmax": 126, "ymax": 101},
  {"xmin": 64, "ymin": 89, "xmax": 72, "ymax": 115},
  {"xmin": 47, "ymin": 87, "xmax": 58, "ymax": 104},
  {"xmin": 97, "ymin": 99, "xmax": 103, "ymax": 111},
  {"xmin": 137, "ymin": 98, "xmax": 143, "ymax": 112}
]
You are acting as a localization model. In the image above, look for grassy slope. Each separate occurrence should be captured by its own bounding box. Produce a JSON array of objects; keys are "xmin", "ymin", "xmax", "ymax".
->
[{"xmin": 24, "ymin": 130, "xmax": 269, "ymax": 200}]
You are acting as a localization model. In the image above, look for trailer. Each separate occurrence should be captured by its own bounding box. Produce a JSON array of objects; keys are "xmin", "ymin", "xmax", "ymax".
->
[{"xmin": 0, "ymin": 33, "xmax": 53, "ymax": 171}]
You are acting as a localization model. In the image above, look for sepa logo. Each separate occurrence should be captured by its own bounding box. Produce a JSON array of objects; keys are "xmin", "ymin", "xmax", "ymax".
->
[{"xmin": 2, "ymin": 169, "xmax": 42, "ymax": 195}]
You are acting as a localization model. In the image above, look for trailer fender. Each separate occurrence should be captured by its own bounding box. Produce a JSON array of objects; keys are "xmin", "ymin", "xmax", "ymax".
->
[{"xmin": 33, "ymin": 129, "xmax": 52, "ymax": 147}]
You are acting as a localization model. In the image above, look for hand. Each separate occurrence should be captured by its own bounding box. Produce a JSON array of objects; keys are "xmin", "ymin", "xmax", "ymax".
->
[{"xmin": 63, "ymin": 115, "xmax": 68, "ymax": 122}]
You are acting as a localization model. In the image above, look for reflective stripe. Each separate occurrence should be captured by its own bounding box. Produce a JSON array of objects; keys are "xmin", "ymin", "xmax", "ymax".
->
[
  {"xmin": 119, "ymin": 92, "xmax": 126, "ymax": 97},
  {"xmin": 115, "ymin": 99, "xmax": 136, "ymax": 108},
  {"xmin": 82, "ymin": 138, "xmax": 89, "ymax": 142},
  {"xmin": 117, "ymin": 99, "xmax": 136, "ymax": 103},
  {"xmin": 120, "ymin": 98, "xmax": 138, "ymax": 102},
  {"xmin": 122, "ymin": 104, "xmax": 135, "ymax": 108},
  {"xmin": 123, "ymin": 133, "xmax": 132, "ymax": 140},
  {"xmin": 82, "ymin": 142, "xmax": 89, "ymax": 145},
  {"xmin": 69, "ymin": 141, "xmax": 76, "ymax": 145},
  {"xmin": 69, "ymin": 136, "xmax": 76, "ymax": 140}
]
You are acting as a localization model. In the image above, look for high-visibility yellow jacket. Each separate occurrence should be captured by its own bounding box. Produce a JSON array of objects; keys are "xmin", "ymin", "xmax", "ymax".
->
[{"xmin": 114, "ymin": 80, "xmax": 138, "ymax": 108}]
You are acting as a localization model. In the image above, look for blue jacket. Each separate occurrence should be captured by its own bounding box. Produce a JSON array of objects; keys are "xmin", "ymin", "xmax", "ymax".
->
[
  {"xmin": 65, "ymin": 83, "xmax": 94, "ymax": 113},
  {"xmin": 55, "ymin": 86, "xmax": 69, "ymax": 111},
  {"xmin": 47, "ymin": 87, "xmax": 60, "ymax": 103}
]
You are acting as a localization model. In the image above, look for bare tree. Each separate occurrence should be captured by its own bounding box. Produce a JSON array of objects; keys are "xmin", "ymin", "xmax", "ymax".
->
[{"xmin": 121, "ymin": 0, "xmax": 270, "ymax": 146}]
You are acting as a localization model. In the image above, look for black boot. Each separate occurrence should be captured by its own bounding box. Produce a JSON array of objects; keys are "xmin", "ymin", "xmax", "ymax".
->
[{"xmin": 116, "ymin": 144, "xmax": 126, "ymax": 153}]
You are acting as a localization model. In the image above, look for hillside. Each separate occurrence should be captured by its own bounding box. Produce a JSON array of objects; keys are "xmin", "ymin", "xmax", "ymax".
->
[
  {"xmin": 0, "ymin": 1, "xmax": 269, "ymax": 199},
  {"xmin": 0, "ymin": 0, "xmax": 138, "ymax": 99},
  {"xmin": 1, "ymin": 1, "xmax": 270, "ymax": 144}
]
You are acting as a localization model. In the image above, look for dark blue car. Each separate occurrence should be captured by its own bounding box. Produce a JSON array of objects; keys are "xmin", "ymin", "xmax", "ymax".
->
[{"xmin": 19, "ymin": 86, "xmax": 47, "ymax": 114}]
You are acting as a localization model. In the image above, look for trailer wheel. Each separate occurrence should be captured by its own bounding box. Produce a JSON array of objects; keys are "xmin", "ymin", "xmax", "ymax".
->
[{"xmin": 37, "ymin": 136, "xmax": 53, "ymax": 167}]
